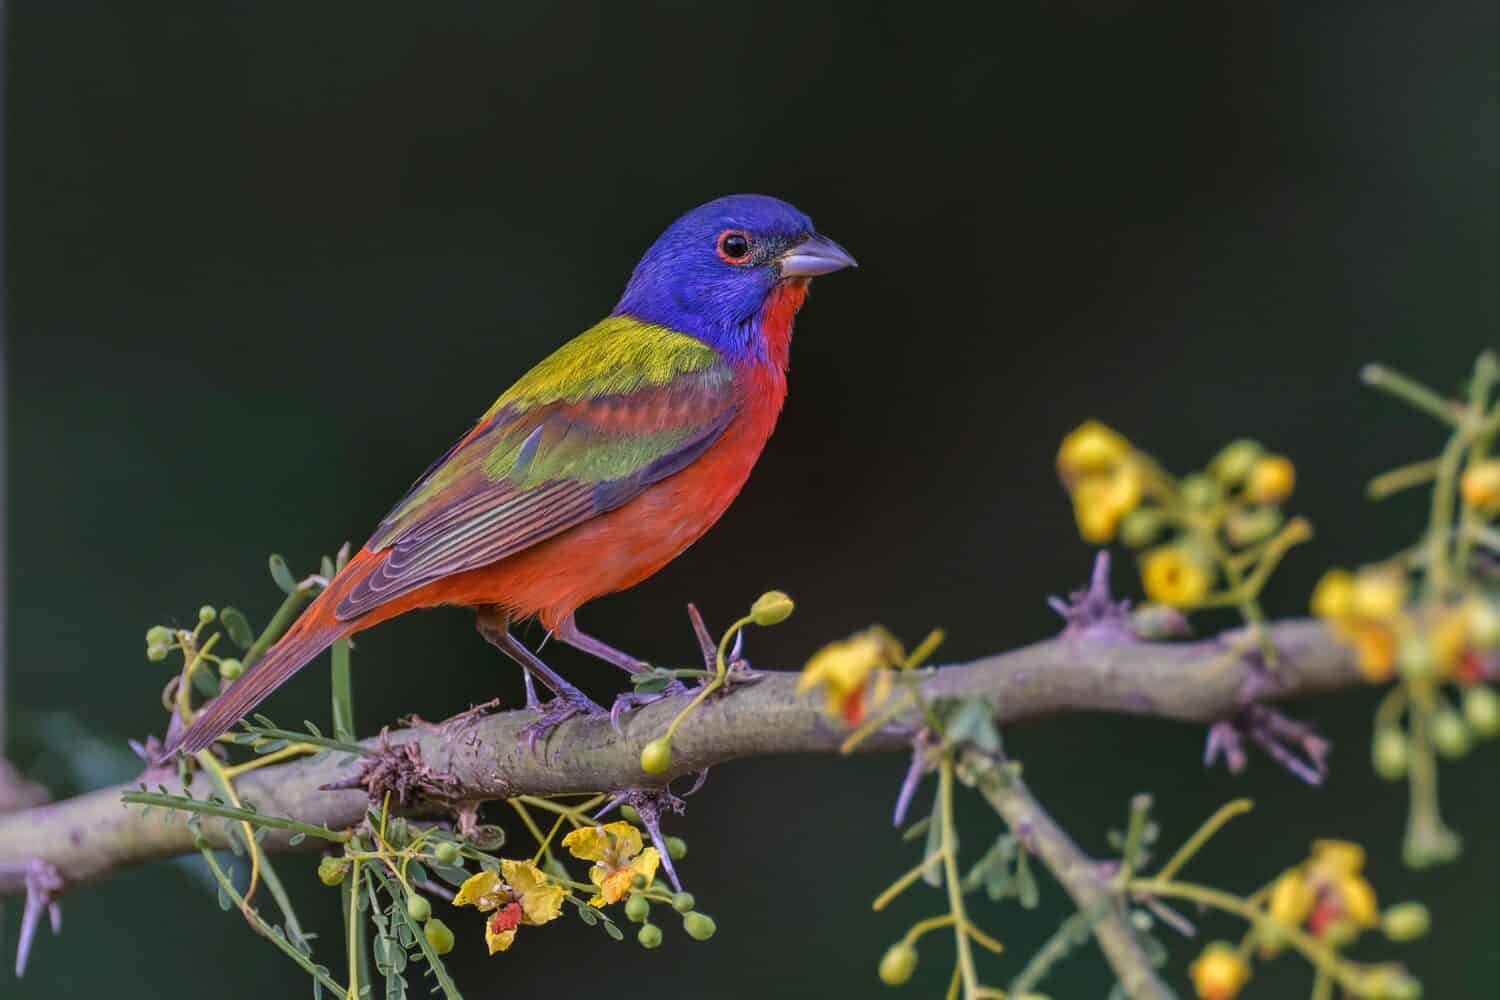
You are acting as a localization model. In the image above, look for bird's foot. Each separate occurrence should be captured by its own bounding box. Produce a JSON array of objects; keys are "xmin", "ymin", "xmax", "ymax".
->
[
  {"xmin": 609, "ymin": 677, "xmax": 689, "ymax": 731},
  {"xmin": 519, "ymin": 686, "xmax": 607, "ymax": 754}
]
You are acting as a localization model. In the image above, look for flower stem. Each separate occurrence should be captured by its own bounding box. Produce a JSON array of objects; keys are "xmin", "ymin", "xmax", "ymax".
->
[
  {"xmin": 939, "ymin": 756, "xmax": 979, "ymax": 1000},
  {"xmin": 1153, "ymin": 799, "xmax": 1253, "ymax": 884}
]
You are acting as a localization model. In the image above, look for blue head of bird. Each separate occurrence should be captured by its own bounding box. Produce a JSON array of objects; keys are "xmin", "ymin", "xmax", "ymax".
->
[{"xmin": 613, "ymin": 194, "xmax": 856, "ymax": 362}]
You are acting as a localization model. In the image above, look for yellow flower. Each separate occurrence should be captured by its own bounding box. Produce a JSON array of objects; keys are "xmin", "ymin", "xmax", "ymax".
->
[
  {"xmin": 1246, "ymin": 455, "xmax": 1296, "ymax": 505},
  {"xmin": 1267, "ymin": 870, "xmax": 1315, "ymax": 927},
  {"xmin": 1460, "ymin": 459, "xmax": 1500, "ymax": 511},
  {"xmin": 1057, "ymin": 421, "xmax": 1131, "ymax": 480},
  {"xmin": 1350, "ymin": 569, "xmax": 1406, "ymax": 621},
  {"xmin": 1140, "ymin": 546, "xmax": 1212, "ymax": 608},
  {"xmin": 1348, "ymin": 622, "xmax": 1397, "ymax": 682},
  {"xmin": 797, "ymin": 626, "xmax": 903, "ymax": 725},
  {"xmin": 1189, "ymin": 942, "xmax": 1250, "ymax": 1000},
  {"xmin": 453, "ymin": 859, "xmax": 565, "ymax": 954},
  {"xmin": 562, "ymin": 821, "xmax": 661, "ymax": 907},
  {"xmin": 1071, "ymin": 461, "xmax": 1145, "ymax": 543},
  {"xmin": 1310, "ymin": 569, "xmax": 1355, "ymax": 621},
  {"xmin": 1430, "ymin": 608, "xmax": 1470, "ymax": 675}
]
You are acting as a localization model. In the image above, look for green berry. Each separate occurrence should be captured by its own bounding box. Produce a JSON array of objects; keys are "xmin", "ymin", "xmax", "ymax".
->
[
  {"xmin": 640, "ymin": 738, "xmax": 672, "ymax": 774},
  {"xmin": 1181, "ymin": 474, "xmax": 1219, "ymax": 509},
  {"xmin": 1118, "ymin": 508, "xmax": 1162, "ymax": 549},
  {"xmin": 878, "ymin": 942, "xmax": 918, "ymax": 985},
  {"xmin": 619, "ymin": 804, "xmax": 641, "ymax": 824},
  {"xmin": 218, "ymin": 658, "xmax": 243, "ymax": 681},
  {"xmin": 665, "ymin": 836, "xmax": 687, "ymax": 860},
  {"xmin": 750, "ymin": 590, "xmax": 794, "ymax": 626},
  {"xmin": 682, "ymin": 911, "xmax": 716, "ymax": 941},
  {"xmin": 317, "ymin": 856, "xmax": 348, "ymax": 886},
  {"xmin": 1212, "ymin": 439, "xmax": 1264, "ymax": 485},
  {"xmin": 671, "ymin": 891, "xmax": 696, "ymax": 913},
  {"xmin": 146, "ymin": 644, "xmax": 169, "ymax": 662},
  {"xmin": 433, "ymin": 841, "xmax": 461, "ymax": 865},
  {"xmin": 1373, "ymin": 727, "xmax": 1409, "ymax": 780},
  {"xmin": 1433, "ymin": 708, "xmax": 1471, "ymax": 759},
  {"xmin": 637, "ymin": 923, "xmax": 663, "ymax": 949},
  {"xmin": 146, "ymin": 625, "xmax": 173, "ymax": 646},
  {"xmin": 423, "ymin": 918, "xmax": 455, "ymax": 956},
  {"xmin": 407, "ymin": 894, "xmax": 432, "ymax": 923},
  {"xmin": 625, "ymin": 893, "xmax": 650, "ymax": 924},
  {"xmin": 198, "ymin": 605, "xmax": 217, "ymax": 624},
  {"xmin": 1463, "ymin": 685, "xmax": 1500, "ymax": 738},
  {"xmin": 631, "ymin": 872, "xmax": 649, "ymax": 890},
  {"xmin": 1381, "ymin": 902, "xmax": 1430, "ymax": 942}
]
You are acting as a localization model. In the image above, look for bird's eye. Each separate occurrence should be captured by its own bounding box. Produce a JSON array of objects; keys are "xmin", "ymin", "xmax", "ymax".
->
[{"xmin": 716, "ymin": 230, "xmax": 752, "ymax": 264}]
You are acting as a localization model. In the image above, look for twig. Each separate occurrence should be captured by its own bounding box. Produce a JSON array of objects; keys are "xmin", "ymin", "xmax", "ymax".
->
[{"xmin": 0, "ymin": 618, "xmax": 1359, "ymax": 895}]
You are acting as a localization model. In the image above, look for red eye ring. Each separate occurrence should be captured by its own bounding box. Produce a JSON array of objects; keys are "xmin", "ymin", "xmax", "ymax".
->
[{"xmin": 716, "ymin": 229, "xmax": 752, "ymax": 264}]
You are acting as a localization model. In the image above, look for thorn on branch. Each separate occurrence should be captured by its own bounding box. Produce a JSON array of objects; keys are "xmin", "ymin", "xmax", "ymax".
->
[
  {"xmin": 4, "ymin": 859, "xmax": 63, "ymax": 976},
  {"xmin": 1049, "ymin": 552, "xmax": 1133, "ymax": 637},
  {"xmin": 595, "ymin": 789, "xmax": 686, "ymax": 893},
  {"xmin": 1204, "ymin": 703, "xmax": 1330, "ymax": 786}
]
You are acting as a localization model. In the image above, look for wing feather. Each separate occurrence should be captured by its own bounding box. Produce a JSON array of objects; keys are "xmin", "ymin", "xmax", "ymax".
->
[{"xmin": 333, "ymin": 320, "xmax": 735, "ymax": 621}]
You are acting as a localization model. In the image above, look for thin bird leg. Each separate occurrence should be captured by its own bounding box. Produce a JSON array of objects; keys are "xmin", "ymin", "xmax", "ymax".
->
[
  {"xmin": 475, "ymin": 608, "xmax": 604, "ymax": 750},
  {"xmin": 554, "ymin": 614, "xmax": 648, "ymax": 674}
]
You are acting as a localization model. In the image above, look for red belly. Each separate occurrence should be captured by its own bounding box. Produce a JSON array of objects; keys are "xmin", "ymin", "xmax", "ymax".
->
[{"xmin": 359, "ymin": 364, "xmax": 786, "ymax": 631}]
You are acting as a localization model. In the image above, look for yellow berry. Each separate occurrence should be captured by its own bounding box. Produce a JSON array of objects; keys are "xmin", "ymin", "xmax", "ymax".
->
[
  {"xmin": 1247, "ymin": 455, "xmax": 1296, "ymax": 504},
  {"xmin": 1461, "ymin": 459, "xmax": 1500, "ymax": 510},
  {"xmin": 640, "ymin": 738, "xmax": 672, "ymax": 774},
  {"xmin": 1189, "ymin": 941, "xmax": 1251, "ymax": 1000},
  {"xmin": 878, "ymin": 942, "xmax": 918, "ymax": 986},
  {"xmin": 1310, "ymin": 570, "xmax": 1355, "ymax": 621},
  {"xmin": 1351, "ymin": 570, "xmax": 1407, "ymax": 620}
]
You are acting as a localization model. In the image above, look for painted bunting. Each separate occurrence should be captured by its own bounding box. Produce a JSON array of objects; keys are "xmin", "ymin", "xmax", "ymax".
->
[{"xmin": 170, "ymin": 194, "xmax": 855, "ymax": 755}]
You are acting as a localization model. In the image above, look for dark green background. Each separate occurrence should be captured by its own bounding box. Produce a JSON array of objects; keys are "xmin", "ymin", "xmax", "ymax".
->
[{"xmin": 5, "ymin": 2, "xmax": 1497, "ymax": 996}]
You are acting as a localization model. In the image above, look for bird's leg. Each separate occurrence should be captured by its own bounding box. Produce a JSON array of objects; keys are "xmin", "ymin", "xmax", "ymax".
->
[
  {"xmin": 475, "ymin": 608, "xmax": 604, "ymax": 750},
  {"xmin": 554, "ymin": 614, "xmax": 650, "ymax": 674}
]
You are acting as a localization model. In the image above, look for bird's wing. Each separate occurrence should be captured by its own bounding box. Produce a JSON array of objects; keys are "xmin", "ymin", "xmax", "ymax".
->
[{"xmin": 333, "ymin": 317, "xmax": 735, "ymax": 621}]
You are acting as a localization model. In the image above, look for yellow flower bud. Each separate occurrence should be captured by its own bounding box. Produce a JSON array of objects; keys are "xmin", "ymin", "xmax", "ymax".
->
[
  {"xmin": 1432, "ymin": 708, "xmax": 1471, "ymax": 759},
  {"xmin": 1310, "ymin": 569, "xmax": 1355, "ymax": 621},
  {"xmin": 1247, "ymin": 455, "xmax": 1296, "ymax": 505},
  {"xmin": 878, "ymin": 942, "xmax": 918, "ymax": 986},
  {"xmin": 1212, "ymin": 438, "xmax": 1265, "ymax": 486},
  {"xmin": 1057, "ymin": 421, "xmax": 1130, "ymax": 479},
  {"xmin": 1463, "ymin": 685, "xmax": 1500, "ymax": 737},
  {"xmin": 750, "ymin": 590, "xmax": 794, "ymax": 626},
  {"xmin": 1140, "ymin": 546, "xmax": 1212, "ymax": 608},
  {"xmin": 1381, "ymin": 902, "xmax": 1430, "ymax": 942},
  {"xmin": 1351, "ymin": 622, "xmax": 1398, "ymax": 682},
  {"xmin": 1351, "ymin": 570, "xmax": 1407, "ymax": 621},
  {"xmin": 1466, "ymin": 597, "xmax": 1500, "ymax": 649},
  {"xmin": 1460, "ymin": 459, "xmax": 1500, "ymax": 510},
  {"xmin": 1267, "ymin": 870, "xmax": 1314, "ymax": 929},
  {"xmin": 1372, "ymin": 727, "xmax": 1409, "ymax": 780},
  {"xmin": 640, "ymin": 738, "xmax": 672, "ymax": 774},
  {"xmin": 625, "ymin": 892, "xmax": 651, "ymax": 923},
  {"xmin": 1071, "ymin": 462, "xmax": 1144, "ymax": 544},
  {"xmin": 1310, "ymin": 840, "xmax": 1365, "ymax": 876},
  {"xmin": 1338, "ymin": 874, "xmax": 1379, "ymax": 927},
  {"xmin": 1189, "ymin": 942, "xmax": 1250, "ymax": 1000},
  {"xmin": 423, "ymin": 918, "xmax": 455, "ymax": 956}
]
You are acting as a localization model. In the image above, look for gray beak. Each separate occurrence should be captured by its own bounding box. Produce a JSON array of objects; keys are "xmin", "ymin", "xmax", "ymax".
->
[{"xmin": 778, "ymin": 233, "xmax": 858, "ymax": 278}]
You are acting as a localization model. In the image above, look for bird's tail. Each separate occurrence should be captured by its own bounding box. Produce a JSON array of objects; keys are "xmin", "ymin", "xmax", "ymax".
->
[{"xmin": 166, "ymin": 604, "xmax": 347, "ymax": 757}]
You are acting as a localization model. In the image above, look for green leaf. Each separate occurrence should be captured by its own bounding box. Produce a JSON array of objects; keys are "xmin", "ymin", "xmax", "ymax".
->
[
  {"xmin": 218, "ymin": 884, "xmax": 232, "ymax": 911},
  {"xmin": 632, "ymin": 675, "xmax": 672, "ymax": 694},
  {"xmin": 578, "ymin": 905, "xmax": 599, "ymax": 926},
  {"xmin": 603, "ymin": 919, "xmax": 624, "ymax": 941},
  {"xmin": 269, "ymin": 554, "xmax": 298, "ymax": 594},
  {"xmin": 221, "ymin": 607, "xmax": 256, "ymax": 650},
  {"xmin": 901, "ymin": 816, "xmax": 932, "ymax": 842},
  {"xmin": 289, "ymin": 832, "xmax": 307, "ymax": 847},
  {"xmin": 431, "ymin": 865, "xmax": 469, "ymax": 888},
  {"xmin": 192, "ymin": 668, "xmax": 221, "ymax": 699},
  {"xmin": 1015, "ymin": 848, "xmax": 1040, "ymax": 909}
]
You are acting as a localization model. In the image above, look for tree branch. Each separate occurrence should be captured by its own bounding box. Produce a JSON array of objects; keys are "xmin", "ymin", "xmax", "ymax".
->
[{"xmin": 0, "ymin": 618, "xmax": 1356, "ymax": 896}]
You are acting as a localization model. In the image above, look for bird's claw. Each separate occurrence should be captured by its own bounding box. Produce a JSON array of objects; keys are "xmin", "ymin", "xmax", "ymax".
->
[
  {"xmin": 609, "ymin": 679, "xmax": 689, "ymax": 731},
  {"xmin": 519, "ymin": 688, "xmax": 606, "ymax": 755}
]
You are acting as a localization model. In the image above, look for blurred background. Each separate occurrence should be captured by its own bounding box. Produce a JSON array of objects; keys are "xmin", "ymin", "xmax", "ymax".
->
[{"xmin": 5, "ymin": 1, "xmax": 1498, "ymax": 996}]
